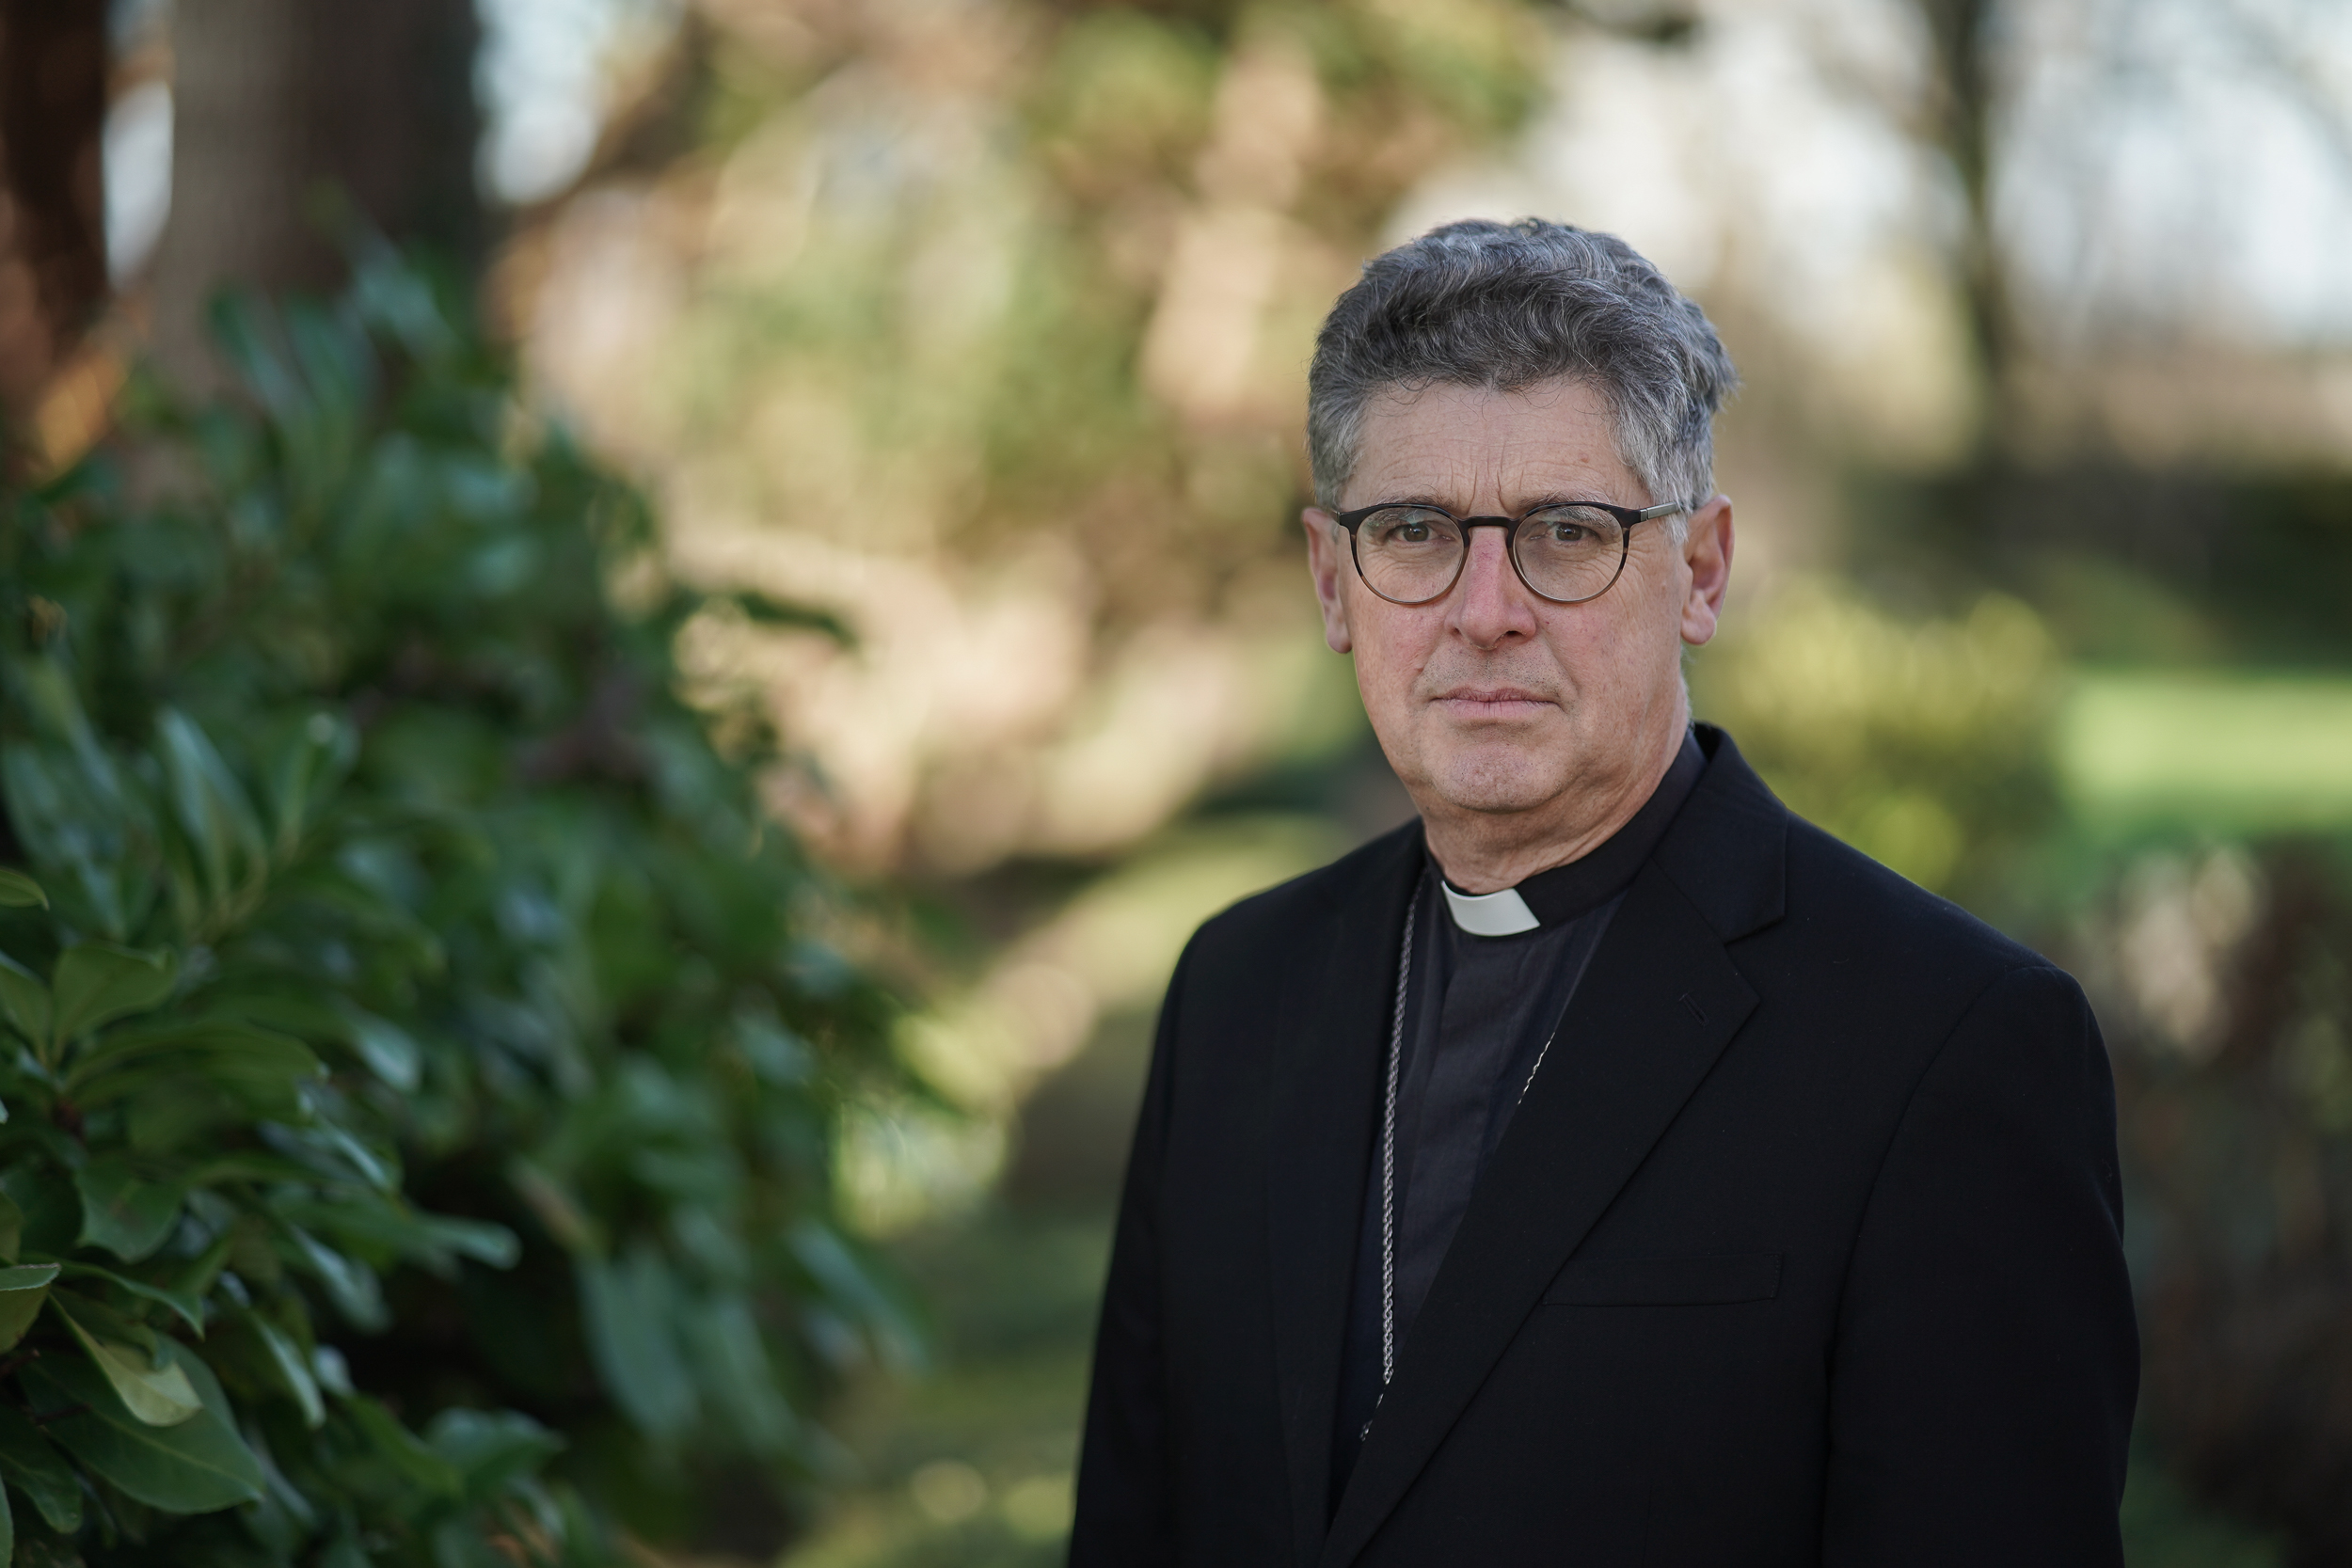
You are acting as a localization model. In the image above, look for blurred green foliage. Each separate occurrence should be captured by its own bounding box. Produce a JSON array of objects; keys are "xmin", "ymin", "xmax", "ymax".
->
[
  {"xmin": 1691, "ymin": 578, "xmax": 2061, "ymax": 912},
  {"xmin": 2087, "ymin": 839, "xmax": 2352, "ymax": 1565},
  {"xmin": 0, "ymin": 251, "xmax": 918, "ymax": 1562},
  {"xmin": 781, "ymin": 1210, "xmax": 1106, "ymax": 1568}
]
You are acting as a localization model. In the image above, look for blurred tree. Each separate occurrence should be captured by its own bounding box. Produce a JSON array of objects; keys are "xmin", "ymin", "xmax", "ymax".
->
[
  {"xmin": 2073, "ymin": 843, "xmax": 2352, "ymax": 1568},
  {"xmin": 1910, "ymin": 0, "xmax": 2010, "ymax": 452},
  {"xmin": 150, "ymin": 0, "xmax": 485, "ymax": 388},
  {"xmin": 0, "ymin": 0, "xmax": 107, "ymax": 423},
  {"xmin": 511, "ymin": 0, "xmax": 1552, "ymax": 878}
]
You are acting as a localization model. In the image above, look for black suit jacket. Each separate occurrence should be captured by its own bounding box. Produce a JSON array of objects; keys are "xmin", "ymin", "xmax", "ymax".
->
[{"xmin": 1071, "ymin": 728, "xmax": 2137, "ymax": 1567}]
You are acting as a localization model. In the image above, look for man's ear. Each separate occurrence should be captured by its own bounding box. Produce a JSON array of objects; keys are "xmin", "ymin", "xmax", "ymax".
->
[
  {"xmin": 1679, "ymin": 496, "xmax": 1734, "ymax": 647},
  {"xmin": 1302, "ymin": 509, "xmax": 1354, "ymax": 655}
]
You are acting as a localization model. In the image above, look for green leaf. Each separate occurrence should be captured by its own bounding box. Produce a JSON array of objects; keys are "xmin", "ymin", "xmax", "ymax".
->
[
  {"xmin": 244, "ymin": 1416, "xmax": 321, "ymax": 1546},
  {"xmin": 0, "ymin": 1455, "xmax": 12, "ymax": 1563},
  {"xmin": 57, "ymin": 1260, "xmax": 206, "ymax": 1337},
  {"xmin": 0, "ymin": 1190, "xmax": 23, "ymax": 1262},
  {"xmin": 73, "ymin": 1157, "xmax": 184, "ymax": 1262},
  {"xmin": 317, "ymin": 1529, "xmax": 372, "ymax": 1568},
  {"xmin": 24, "ymin": 1338, "xmax": 263, "ymax": 1512},
  {"xmin": 332, "ymin": 999, "xmax": 421, "ymax": 1093},
  {"xmin": 40, "ymin": 1285, "xmax": 147, "ymax": 1344},
  {"xmin": 124, "ymin": 1074, "xmax": 242, "ymax": 1156},
  {"xmin": 156, "ymin": 708, "xmax": 268, "ymax": 907},
  {"xmin": 0, "ymin": 954, "xmax": 52, "ymax": 1051},
  {"xmin": 267, "ymin": 710, "xmax": 355, "ymax": 861},
  {"xmin": 49, "ymin": 1295, "xmax": 202, "ymax": 1426},
  {"xmin": 261, "ymin": 1119, "xmax": 399, "ymax": 1195},
  {"xmin": 0, "ymin": 669, "xmax": 143, "ymax": 941},
  {"xmin": 269, "ymin": 1192, "xmax": 518, "ymax": 1272},
  {"xmin": 50, "ymin": 942, "xmax": 178, "ymax": 1042},
  {"xmin": 0, "ymin": 1402, "xmax": 82, "ymax": 1531},
  {"xmin": 66, "ymin": 1019, "xmax": 321, "ymax": 1109},
  {"xmin": 343, "ymin": 1395, "xmax": 462, "ymax": 1497},
  {"xmin": 413, "ymin": 1212, "xmax": 522, "ymax": 1270},
  {"xmin": 0, "ymin": 870, "xmax": 44, "ymax": 909},
  {"xmin": 0, "ymin": 1262, "xmax": 59, "ymax": 1352},
  {"xmin": 683, "ymin": 1291, "xmax": 797, "ymax": 1454},
  {"xmin": 424, "ymin": 1407, "xmax": 562, "ymax": 1504},
  {"xmin": 0, "ymin": 1166, "xmax": 80, "ymax": 1259},
  {"xmin": 278, "ymin": 1225, "xmax": 387, "ymax": 1331},
  {"xmin": 183, "ymin": 1151, "xmax": 322, "ymax": 1188},
  {"xmin": 244, "ymin": 1310, "xmax": 323, "ymax": 1428},
  {"xmin": 577, "ymin": 1247, "xmax": 698, "ymax": 1440}
]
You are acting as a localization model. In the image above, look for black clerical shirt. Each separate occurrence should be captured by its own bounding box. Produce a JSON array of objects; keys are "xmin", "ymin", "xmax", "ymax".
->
[{"xmin": 1328, "ymin": 729, "xmax": 1708, "ymax": 1507}]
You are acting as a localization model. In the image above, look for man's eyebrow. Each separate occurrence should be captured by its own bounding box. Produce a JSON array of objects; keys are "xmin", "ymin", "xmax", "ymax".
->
[{"xmin": 1512, "ymin": 491, "xmax": 1625, "ymax": 512}]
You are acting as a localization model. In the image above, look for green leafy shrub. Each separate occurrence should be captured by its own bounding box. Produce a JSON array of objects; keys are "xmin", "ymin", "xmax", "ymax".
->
[
  {"xmin": 1692, "ymin": 578, "xmax": 2062, "ymax": 909},
  {"xmin": 0, "ymin": 251, "xmax": 918, "ymax": 1562}
]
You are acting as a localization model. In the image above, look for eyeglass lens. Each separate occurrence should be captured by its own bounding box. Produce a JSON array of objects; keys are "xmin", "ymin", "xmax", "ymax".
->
[{"xmin": 1352, "ymin": 505, "xmax": 1628, "ymax": 605}]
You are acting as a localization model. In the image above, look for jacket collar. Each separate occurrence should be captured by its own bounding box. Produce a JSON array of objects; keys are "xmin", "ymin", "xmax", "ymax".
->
[
  {"xmin": 1653, "ymin": 723, "xmax": 1788, "ymax": 944},
  {"xmin": 1269, "ymin": 726, "xmax": 1788, "ymax": 1568},
  {"xmin": 1470, "ymin": 725, "xmax": 1708, "ymax": 929}
]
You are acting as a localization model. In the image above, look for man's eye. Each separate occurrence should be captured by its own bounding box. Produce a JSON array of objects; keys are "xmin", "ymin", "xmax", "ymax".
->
[
  {"xmin": 1368, "ymin": 511, "xmax": 1449, "ymax": 546},
  {"xmin": 1524, "ymin": 508, "xmax": 1613, "ymax": 546}
]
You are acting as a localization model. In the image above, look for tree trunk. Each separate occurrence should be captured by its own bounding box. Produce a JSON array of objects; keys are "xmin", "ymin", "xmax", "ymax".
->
[
  {"xmin": 150, "ymin": 0, "xmax": 483, "ymax": 389},
  {"xmin": 0, "ymin": 0, "xmax": 108, "ymax": 420},
  {"xmin": 1915, "ymin": 0, "xmax": 2014, "ymax": 457}
]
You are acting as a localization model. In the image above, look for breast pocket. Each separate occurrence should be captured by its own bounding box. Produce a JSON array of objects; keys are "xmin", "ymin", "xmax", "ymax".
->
[{"xmin": 1543, "ymin": 1253, "xmax": 1782, "ymax": 1306}]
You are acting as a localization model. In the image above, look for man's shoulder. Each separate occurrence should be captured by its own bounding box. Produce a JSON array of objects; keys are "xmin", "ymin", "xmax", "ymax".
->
[
  {"xmin": 1183, "ymin": 821, "xmax": 1417, "ymax": 974},
  {"xmin": 1772, "ymin": 811, "xmax": 2049, "ymax": 984},
  {"xmin": 1664, "ymin": 726, "xmax": 2047, "ymax": 987}
]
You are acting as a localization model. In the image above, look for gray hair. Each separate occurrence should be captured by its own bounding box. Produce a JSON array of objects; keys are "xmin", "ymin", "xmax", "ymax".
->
[{"xmin": 1306, "ymin": 219, "xmax": 1739, "ymax": 528}]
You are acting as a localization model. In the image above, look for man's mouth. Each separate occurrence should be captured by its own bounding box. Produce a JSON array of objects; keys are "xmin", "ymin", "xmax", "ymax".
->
[{"xmin": 1434, "ymin": 686, "xmax": 1552, "ymax": 717}]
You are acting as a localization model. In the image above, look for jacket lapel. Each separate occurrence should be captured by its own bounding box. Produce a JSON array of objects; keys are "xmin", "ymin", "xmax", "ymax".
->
[
  {"xmin": 1266, "ymin": 824, "xmax": 1423, "ymax": 1568},
  {"xmin": 1319, "ymin": 738, "xmax": 1784, "ymax": 1567}
]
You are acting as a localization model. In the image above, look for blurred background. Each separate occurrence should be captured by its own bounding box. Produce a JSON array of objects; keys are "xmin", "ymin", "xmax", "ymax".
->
[{"xmin": 2, "ymin": 0, "xmax": 2350, "ymax": 1563}]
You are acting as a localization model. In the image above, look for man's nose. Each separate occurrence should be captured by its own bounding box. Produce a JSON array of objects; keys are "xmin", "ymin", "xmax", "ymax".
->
[{"xmin": 1449, "ymin": 526, "xmax": 1536, "ymax": 647}]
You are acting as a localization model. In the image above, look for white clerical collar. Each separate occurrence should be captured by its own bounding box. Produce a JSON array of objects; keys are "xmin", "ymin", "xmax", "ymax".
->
[{"xmin": 1440, "ymin": 880, "xmax": 1540, "ymax": 937}]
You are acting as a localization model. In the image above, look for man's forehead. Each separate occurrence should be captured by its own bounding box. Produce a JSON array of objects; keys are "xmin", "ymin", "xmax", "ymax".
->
[{"xmin": 1346, "ymin": 378, "xmax": 1633, "ymax": 502}]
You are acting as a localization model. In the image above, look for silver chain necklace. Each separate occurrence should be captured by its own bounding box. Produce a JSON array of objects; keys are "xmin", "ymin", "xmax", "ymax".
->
[{"xmin": 1371, "ymin": 882, "xmax": 1560, "ymax": 1419}]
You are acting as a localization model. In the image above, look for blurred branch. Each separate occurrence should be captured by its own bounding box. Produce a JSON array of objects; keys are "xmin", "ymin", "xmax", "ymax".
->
[
  {"xmin": 1914, "ymin": 0, "xmax": 2015, "ymax": 448},
  {"xmin": 1549, "ymin": 0, "xmax": 1701, "ymax": 48},
  {"xmin": 2213, "ymin": 0, "xmax": 2352, "ymax": 188}
]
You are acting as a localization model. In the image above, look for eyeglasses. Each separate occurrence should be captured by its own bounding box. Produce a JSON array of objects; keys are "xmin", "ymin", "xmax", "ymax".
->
[{"xmin": 1330, "ymin": 499, "xmax": 1684, "ymax": 607}]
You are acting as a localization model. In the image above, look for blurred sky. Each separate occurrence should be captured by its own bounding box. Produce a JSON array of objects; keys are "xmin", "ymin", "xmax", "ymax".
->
[{"xmin": 476, "ymin": 0, "xmax": 683, "ymax": 203}]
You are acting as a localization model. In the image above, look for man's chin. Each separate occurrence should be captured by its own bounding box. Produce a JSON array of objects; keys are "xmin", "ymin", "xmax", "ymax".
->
[{"xmin": 1421, "ymin": 755, "xmax": 1575, "ymax": 818}]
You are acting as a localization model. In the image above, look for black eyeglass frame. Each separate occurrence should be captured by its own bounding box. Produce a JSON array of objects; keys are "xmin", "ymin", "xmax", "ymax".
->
[{"xmin": 1329, "ymin": 498, "xmax": 1686, "ymax": 607}]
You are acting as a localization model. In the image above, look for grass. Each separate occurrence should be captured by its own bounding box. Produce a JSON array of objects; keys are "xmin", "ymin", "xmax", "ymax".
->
[{"xmin": 780, "ymin": 1205, "xmax": 1111, "ymax": 1568}]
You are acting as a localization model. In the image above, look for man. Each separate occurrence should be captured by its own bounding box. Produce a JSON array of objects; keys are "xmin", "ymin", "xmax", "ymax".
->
[{"xmin": 1070, "ymin": 219, "xmax": 2137, "ymax": 1566}]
